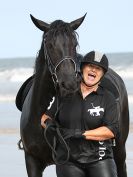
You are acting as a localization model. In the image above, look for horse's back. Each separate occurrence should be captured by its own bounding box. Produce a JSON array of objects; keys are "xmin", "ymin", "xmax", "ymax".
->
[{"xmin": 101, "ymin": 68, "xmax": 129, "ymax": 141}]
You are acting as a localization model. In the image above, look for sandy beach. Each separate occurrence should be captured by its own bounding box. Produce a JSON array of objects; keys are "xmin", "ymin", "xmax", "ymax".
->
[{"xmin": 0, "ymin": 124, "xmax": 133, "ymax": 177}]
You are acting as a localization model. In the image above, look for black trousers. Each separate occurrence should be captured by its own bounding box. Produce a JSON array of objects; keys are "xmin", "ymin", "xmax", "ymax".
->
[{"xmin": 56, "ymin": 159, "xmax": 118, "ymax": 177}]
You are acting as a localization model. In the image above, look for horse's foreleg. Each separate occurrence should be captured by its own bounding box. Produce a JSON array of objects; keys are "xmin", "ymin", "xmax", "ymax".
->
[
  {"xmin": 25, "ymin": 152, "xmax": 45, "ymax": 177},
  {"xmin": 113, "ymin": 145, "xmax": 127, "ymax": 177}
]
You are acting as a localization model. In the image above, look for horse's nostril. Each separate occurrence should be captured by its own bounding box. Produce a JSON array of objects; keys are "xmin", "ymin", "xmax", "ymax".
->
[{"xmin": 61, "ymin": 80, "xmax": 78, "ymax": 90}]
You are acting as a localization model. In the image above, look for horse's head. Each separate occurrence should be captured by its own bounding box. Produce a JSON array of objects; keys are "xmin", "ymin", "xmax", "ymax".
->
[{"xmin": 30, "ymin": 14, "xmax": 86, "ymax": 97}]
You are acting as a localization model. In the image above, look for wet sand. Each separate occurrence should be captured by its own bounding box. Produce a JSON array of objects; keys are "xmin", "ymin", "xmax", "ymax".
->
[{"xmin": 0, "ymin": 125, "xmax": 133, "ymax": 177}]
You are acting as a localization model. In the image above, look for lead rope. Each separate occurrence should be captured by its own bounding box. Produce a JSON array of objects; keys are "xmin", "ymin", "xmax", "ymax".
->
[
  {"xmin": 44, "ymin": 122, "xmax": 70, "ymax": 165},
  {"xmin": 44, "ymin": 89, "xmax": 70, "ymax": 165}
]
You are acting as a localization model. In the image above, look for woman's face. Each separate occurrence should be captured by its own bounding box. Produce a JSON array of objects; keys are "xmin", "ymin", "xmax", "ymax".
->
[{"xmin": 82, "ymin": 63, "xmax": 104, "ymax": 87}]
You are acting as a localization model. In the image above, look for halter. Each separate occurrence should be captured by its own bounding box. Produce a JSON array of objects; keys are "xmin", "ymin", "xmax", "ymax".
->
[{"xmin": 44, "ymin": 43, "xmax": 77, "ymax": 85}]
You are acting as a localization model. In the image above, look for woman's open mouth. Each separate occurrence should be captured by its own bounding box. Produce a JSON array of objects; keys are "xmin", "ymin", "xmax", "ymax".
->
[{"xmin": 88, "ymin": 73, "xmax": 96, "ymax": 81}]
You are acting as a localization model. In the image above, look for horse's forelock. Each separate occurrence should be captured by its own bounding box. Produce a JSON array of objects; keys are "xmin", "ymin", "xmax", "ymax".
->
[
  {"xmin": 46, "ymin": 20, "xmax": 78, "ymax": 41},
  {"xmin": 50, "ymin": 20, "xmax": 71, "ymax": 31}
]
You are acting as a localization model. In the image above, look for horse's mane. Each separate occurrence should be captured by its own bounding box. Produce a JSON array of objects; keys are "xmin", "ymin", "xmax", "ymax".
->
[
  {"xmin": 34, "ymin": 42, "xmax": 45, "ymax": 76},
  {"xmin": 32, "ymin": 40, "xmax": 54, "ymax": 116}
]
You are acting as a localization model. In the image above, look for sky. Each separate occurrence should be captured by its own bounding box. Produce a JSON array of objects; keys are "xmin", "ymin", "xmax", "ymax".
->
[{"xmin": 0, "ymin": 0, "xmax": 133, "ymax": 58}]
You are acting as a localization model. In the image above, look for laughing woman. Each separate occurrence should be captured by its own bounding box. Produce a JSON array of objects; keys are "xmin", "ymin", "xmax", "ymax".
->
[{"xmin": 41, "ymin": 51, "xmax": 119, "ymax": 177}]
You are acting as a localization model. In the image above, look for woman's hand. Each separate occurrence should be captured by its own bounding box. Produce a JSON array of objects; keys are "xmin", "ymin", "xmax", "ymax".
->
[{"xmin": 41, "ymin": 114, "xmax": 51, "ymax": 128}]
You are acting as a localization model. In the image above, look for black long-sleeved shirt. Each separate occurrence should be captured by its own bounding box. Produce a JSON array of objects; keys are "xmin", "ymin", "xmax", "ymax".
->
[{"xmin": 46, "ymin": 85, "xmax": 119, "ymax": 164}]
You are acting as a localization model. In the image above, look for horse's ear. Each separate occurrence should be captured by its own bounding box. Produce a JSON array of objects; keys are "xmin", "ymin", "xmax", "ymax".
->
[
  {"xmin": 70, "ymin": 13, "xmax": 87, "ymax": 30},
  {"xmin": 30, "ymin": 14, "xmax": 50, "ymax": 32}
]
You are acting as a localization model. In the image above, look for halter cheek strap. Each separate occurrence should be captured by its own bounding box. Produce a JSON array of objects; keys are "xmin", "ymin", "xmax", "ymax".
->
[{"xmin": 44, "ymin": 44, "xmax": 78, "ymax": 85}]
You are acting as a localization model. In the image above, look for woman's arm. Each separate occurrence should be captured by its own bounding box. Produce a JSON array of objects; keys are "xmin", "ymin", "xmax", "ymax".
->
[
  {"xmin": 41, "ymin": 97, "xmax": 57, "ymax": 128},
  {"xmin": 83, "ymin": 126, "xmax": 114, "ymax": 141}
]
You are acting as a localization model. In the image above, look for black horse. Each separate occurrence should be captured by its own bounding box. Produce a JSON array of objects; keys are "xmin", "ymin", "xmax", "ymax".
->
[
  {"xmin": 16, "ymin": 15, "xmax": 129, "ymax": 177},
  {"xmin": 18, "ymin": 14, "xmax": 86, "ymax": 177}
]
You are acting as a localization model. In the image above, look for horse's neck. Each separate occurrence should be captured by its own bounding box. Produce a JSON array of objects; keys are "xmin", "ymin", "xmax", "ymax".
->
[{"xmin": 31, "ymin": 67, "xmax": 55, "ymax": 118}]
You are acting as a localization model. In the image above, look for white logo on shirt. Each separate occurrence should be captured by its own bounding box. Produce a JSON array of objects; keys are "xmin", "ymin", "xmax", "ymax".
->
[
  {"xmin": 87, "ymin": 103, "xmax": 104, "ymax": 116},
  {"xmin": 98, "ymin": 141, "xmax": 106, "ymax": 160}
]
